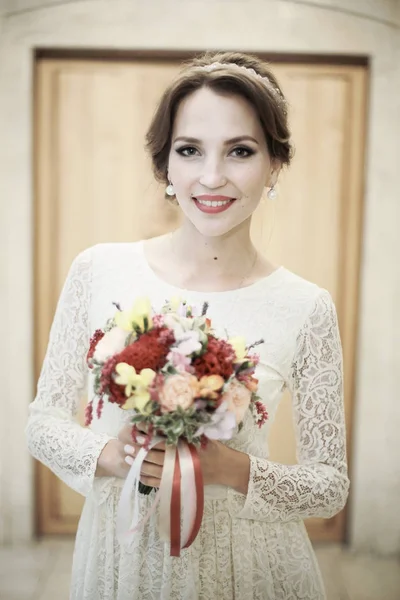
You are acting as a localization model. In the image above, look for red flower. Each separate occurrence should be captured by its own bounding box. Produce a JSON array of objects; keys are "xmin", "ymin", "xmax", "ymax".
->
[
  {"xmin": 84, "ymin": 400, "xmax": 93, "ymax": 426},
  {"xmin": 98, "ymin": 328, "xmax": 174, "ymax": 407},
  {"xmin": 254, "ymin": 400, "xmax": 269, "ymax": 428},
  {"xmin": 87, "ymin": 329, "xmax": 105, "ymax": 367},
  {"xmin": 96, "ymin": 397, "xmax": 104, "ymax": 419},
  {"xmin": 192, "ymin": 336, "xmax": 235, "ymax": 380},
  {"xmin": 100, "ymin": 356, "xmax": 126, "ymax": 406},
  {"xmin": 115, "ymin": 327, "xmax": 174, "ymax": 373},
  {"xmin": 107, "ymin": 377, "xmax": 128, "ymax": 406}
]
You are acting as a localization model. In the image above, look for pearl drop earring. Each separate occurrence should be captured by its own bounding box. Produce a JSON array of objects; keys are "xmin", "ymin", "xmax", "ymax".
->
[
  {"xmin": 166, "ymin": 182, "xmax": 175, "ymax": 196},
  {"xmin": 267, "ymin": 185, "xmax": 277, "ymax": 200}
]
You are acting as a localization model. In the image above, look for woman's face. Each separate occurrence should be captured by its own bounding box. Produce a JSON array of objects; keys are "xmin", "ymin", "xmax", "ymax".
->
[{"xmin": 167, "ymin": 86, "xmax": 277, "ymax": 238}]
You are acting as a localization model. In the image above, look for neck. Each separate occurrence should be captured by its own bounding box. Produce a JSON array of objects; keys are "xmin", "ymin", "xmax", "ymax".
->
[{"xmin": 171, "ymin": 219, "xmax": 256, "ymax": 278}]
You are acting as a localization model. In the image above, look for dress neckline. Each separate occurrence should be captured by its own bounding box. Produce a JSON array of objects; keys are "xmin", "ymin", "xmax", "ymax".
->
[{"xmin": 137, "ymin": 239, "xmax": 286, "ymax": 296}]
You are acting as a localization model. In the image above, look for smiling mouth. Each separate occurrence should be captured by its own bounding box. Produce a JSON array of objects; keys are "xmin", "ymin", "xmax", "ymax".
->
[
  {"xmin": 197, "ymin": 198, "xmax": 232, "ymax": 207},
  {"xmin": 193, "ymin": 196, "xmax": 236, "ymax": 213}
]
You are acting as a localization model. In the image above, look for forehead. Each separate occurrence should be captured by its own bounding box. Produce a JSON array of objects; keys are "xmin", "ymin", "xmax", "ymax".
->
[{"xmin": 172, "ymin": 87, "xmax": 263, "ymax": 138}]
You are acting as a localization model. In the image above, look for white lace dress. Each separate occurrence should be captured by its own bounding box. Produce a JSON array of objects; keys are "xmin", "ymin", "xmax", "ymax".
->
[{"xmin": 26, "ymin": 241, "xmax": 350, "ymax": 600}]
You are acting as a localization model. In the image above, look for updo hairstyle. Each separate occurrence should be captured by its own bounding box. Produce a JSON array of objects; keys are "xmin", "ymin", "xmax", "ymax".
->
[{"xmin": 145, "ymin": 51, "xmax": 293, "ymax": 188}]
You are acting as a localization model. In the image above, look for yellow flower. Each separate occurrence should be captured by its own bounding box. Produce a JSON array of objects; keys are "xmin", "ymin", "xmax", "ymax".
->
[
  {"xmin": 115, "ymin": 363, "xmax": 156, "ymax": 414},
  {"xmin": 169, "ymin": 296, "xmax": 183, "ymax": 312},
  {"xmin": 115, "ymin": 297, "xmax": 153, "ymax": 332},
  {"xmin": 122, "ymin": 391, "xmax": 153, "ymax": 414},
  {"xmin": 229, "ymin": 336, "xmax": 247, "ymax": 362},
  {"xmin": 199, "ymin": 375, "xmax": 225, "ymax": 399}
]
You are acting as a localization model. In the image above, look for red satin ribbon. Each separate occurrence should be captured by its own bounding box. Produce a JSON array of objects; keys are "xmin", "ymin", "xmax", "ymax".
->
[
  {"xmin": 169, "ymin": 441, "xmax": 205, "ymax": 557},
  {"xmin": 183, "ymin": 444, "xmax": 204, "ymax": 549},
  {"xmin": 170, "ymin": 450, "xmax": 182, "ymax": 557}
]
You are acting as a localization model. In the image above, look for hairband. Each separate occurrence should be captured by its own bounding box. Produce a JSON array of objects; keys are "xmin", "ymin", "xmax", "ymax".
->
[{"xmin": 194, "ymin": 62, "xmax": 288, "ymax": 114}]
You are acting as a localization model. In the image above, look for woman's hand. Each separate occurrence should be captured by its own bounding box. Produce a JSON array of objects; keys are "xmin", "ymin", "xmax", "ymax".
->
[
  {"xmin": 117, "ymin": 424, "xmax": 231, "ymax": 487},
  {"xmin": 95, "ymin": 437, "xmax": 131, "ymax": 479},
  {"xmin": 117, "ymin": 424, "xmax": 166, "ymax": 487},
  {"xmin": 198, "ymin": 439, "xmax": 227, "ymax": 486},
  {"xmin": 95, "ymin": 424, "xmax": 166, "ymax": 484},
  {"xmin": 97, "ymin": 422, "xmax": 248, "ymax": 491}
]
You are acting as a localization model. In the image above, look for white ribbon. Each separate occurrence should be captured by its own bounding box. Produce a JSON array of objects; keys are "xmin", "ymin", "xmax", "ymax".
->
[
  {"xmin": 116, "ymin": 435, "xmax": 163, "ymax": 544},
  {"xmin": 177, "ymin": 441, "xmax": 196, "ymax": 546},
  {"xmin": 157, "ymin": 444, "xmax": 176, "ymax": 542}
]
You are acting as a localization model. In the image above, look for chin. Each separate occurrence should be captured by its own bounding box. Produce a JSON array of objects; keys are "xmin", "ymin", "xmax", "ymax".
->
[
  {"xmin": 184, "ymin": 214, "xmax": 238, "ymax": 237},
  {"xmin": 193, "ymin": 221, "xmax": 248, "ymax": 239},
  {"xmin": 179, "ymin": 203, "xmax": 254, "ymax": 238}
]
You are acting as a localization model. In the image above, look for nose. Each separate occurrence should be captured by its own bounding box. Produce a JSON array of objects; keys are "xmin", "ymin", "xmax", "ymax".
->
[{"xmin": 198, "ymin": 157, "xmax": 227, "ymax": 189}]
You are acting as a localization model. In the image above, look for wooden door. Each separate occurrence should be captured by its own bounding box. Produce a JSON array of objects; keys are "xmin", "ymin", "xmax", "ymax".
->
[{"xmin": 34, "ymin": 56, "xmax": 367, "ymax": 541}]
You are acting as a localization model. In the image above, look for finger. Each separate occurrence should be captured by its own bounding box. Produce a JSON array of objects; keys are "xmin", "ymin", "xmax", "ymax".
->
[
  {"xmin": 118, "ymin": 424, "xmax": 137, "ymax": 445},
  {"xmin": 124, "ymin": 451, "xmax": 163, "ymax": 471},
  {"xmin": 125, "ymin": 455, "xmax": 134, "ymax": 466},
  {"xmin": 124, "ymin": 443, "xmax": 165, "ymax": 468},
  {"xmin": 134, "ymin": 435, "xmax": 166, "ymax": 451},
  {"xmin": 136, "ymin": 424, "xmax": 149, "ymax": 434},
  {"xmin": 143, "ymin": 450, "xmax": 165, "ymax": 466},
  {"xmin": 140, "ymin": 462, "xmax": 163, "ymax": 479},
  {"xmin": 124, "ymin": 444, "xmax": 136, "ymax": 457},
  {"xmin": 153, "ymin": 440, "xmax": 167, "ymax": 451}
]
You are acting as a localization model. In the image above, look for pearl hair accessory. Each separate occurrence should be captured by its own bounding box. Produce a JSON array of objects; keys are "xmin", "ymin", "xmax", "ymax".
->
[{"xmin": 195, "ymin": 62, "xmax": 288, "ymax": 114}]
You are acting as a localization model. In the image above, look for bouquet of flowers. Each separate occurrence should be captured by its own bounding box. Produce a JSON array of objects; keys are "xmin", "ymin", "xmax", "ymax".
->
[{"xmin": 85, "ymin": 296, "xmax": 268, "ymax": 555}]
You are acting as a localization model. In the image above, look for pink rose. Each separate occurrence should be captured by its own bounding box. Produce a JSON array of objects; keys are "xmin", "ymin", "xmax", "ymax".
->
[
  {"xmin": 221, "ymin": 379, "xmax": 252, "ymax": 424},
  {"xmin": 159, "ymin": 372, "xmax": 200, "ymax": 413},
  {"xmin": 167, "ymin": 350, "xmax": 192, "ymax": 372}
]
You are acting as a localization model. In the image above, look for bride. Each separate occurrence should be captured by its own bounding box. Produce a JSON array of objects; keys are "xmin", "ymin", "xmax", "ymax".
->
[{"xmin": 26, "ymin": 51, "xmax": 350, "ymax": 599}]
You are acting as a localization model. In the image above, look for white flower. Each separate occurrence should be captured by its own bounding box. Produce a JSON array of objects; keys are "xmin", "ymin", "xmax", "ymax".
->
[
  {"xmin": 196, "ymin": 401, "xmax": 237, "ymax": 440},
  {"xmin": 164, "ymin": 313, "xmax": 189, "ymax": 332},
  {"xmin": 164, "ymin": 314, "xmax": 208, "ymax": 349},
  {"xmin": 93, "ymin": 327, "xmax": 128, "ymax": 362},
  {"xmin": 174, "ymin": 330, "xmax": 202, "ymax": 356}
]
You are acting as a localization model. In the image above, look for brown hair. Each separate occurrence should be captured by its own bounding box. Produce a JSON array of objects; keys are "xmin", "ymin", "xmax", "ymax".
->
[{"xmin": 145, "ymin": 51, "xmax": 293, "ymax": 186}]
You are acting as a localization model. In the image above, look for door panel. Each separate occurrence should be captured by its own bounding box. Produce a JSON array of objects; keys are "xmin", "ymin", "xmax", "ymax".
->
[{"xmin": 34, "ymin": 57, "xmax": 366, "ymax": 541}]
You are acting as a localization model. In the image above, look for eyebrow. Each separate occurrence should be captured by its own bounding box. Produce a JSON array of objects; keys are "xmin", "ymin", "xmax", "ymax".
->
[{"xmin": 173, "ymin": 136, "xmax": 260, "ymax": 145}]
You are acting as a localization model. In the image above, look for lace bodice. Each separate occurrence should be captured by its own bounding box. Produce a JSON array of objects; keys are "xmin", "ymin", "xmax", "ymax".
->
[{"xmin": 26, "ymin": 241, "xmax": 350, "ymax": 522}]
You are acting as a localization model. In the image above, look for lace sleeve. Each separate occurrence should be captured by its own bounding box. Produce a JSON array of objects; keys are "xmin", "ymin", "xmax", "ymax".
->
[
  {"xmin": 227, "ymin": 289, "xmax": 350, "ymax": 522},
  {"xmin": 25, "ymin": 248, "xmax": 113, "ymax": 496}
]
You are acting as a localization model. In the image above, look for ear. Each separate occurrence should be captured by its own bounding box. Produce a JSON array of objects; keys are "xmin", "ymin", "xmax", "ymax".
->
[{"xmin": 265, "ymin": 161, "xmax": 282, "ymax": 188}]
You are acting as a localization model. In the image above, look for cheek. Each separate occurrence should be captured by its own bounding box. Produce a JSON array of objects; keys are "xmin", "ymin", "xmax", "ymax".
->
[
  {"xmin": 230, "ymin": 158, "xmax": 268, "ymax": 188},
  {"xmin": 168, "ymin": 154, "xmax": 195, "ymax": 182},
  {"xmin": 236, "ymin": 168, "xmax": 266, "ymax": 200},
  {"xmin": 168, "ymin": 173, "xmax": 190, "ymax": 194}
]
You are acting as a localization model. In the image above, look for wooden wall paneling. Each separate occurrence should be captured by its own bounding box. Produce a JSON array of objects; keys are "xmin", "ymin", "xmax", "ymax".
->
[{"xmin": 34, "ymin": 57, "xmax": 367, "ymax": 541}]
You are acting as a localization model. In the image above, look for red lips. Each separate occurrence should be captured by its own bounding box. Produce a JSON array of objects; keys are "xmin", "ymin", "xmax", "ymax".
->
[{"xmin": 193, "ymin": 195, "xmax": 235, "ymax": 214}]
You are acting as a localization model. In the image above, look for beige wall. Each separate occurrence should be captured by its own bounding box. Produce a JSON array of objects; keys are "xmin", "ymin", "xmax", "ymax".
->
[{"xmin": 0, "ymin": 0, "xmax": 399, "ymax": 555}]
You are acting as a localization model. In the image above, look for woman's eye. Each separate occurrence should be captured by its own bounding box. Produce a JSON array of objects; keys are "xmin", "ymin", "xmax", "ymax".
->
[
  {"xmin": 175, "ymin": 145, "xmax": 254, "ymax": 158},
  {"xmin": 176, "ymin": 146, "xmax": 199, "ymax": 157},
  {"xmin": 231, "ymin": 146, "xmax": 254, "ymax": 158}
]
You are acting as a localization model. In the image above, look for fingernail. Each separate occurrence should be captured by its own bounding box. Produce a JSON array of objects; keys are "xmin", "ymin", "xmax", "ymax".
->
[
  {"xmin": 136, "ymin": 435, "xmax": 145, "ymax": 444},
  {"xmin": 124, "ymin": 444, "xmax": 135, "ymax": 455},
  {"xmin": 125, "ymin": 456, "xmax": 134, "ymax": 466}
]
